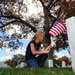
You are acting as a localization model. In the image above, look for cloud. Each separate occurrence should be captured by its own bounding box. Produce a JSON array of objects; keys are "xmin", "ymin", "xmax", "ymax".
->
[
  {"xmin": 0, "ymin": 47, "xmax": 26, "ymax": 61},
  {"xmin": 7, "ymin": 28, "xmax": 15, "ymax": 36},
  {"xmin": 27, "ymin": 33, "xmax": 34, "ymax": 39},
  {"xmin": 55, "ymin": 52, "xmax": 62, "ymax": 59},
  {"xmin": 7, "ymin": 24, "xmax": 22, "ymax": 36},
  {"xmin": 13, "ymin": 25, "xmax": 22, "ymax": 34},
  {"xmin": 6, "ymin": 48, "xmax": 13, "ymax": 54},
  {"xmin": 0, "ymin": 55, "xmax": 12, "ymax": 61},
  {"xmin": 0, "ymin": 48, "xmax": 1, "ymax": 51},
  {"xmin": 14, "ymin": 48, "xmax": 26, "ymax": 55}
]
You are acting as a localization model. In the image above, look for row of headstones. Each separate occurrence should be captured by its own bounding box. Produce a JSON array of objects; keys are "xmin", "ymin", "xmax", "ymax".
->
[
  {"xmin": 48, "ymin": 59, "xmax": 71, "ymax": 68},
  {"xmin": 16, "ymin": 59, "xmax": 72, "ymax": 68},
  {"xmin": 0, "ymin": 62, "xmax": 11, "ymax": 68},
  {"xmin": 0, "ymin": 59, "xmax": 72, "ymax": 68},
  {"xmin": 0, "ymin": 61, "xmax": 26, "ymax": 68}
]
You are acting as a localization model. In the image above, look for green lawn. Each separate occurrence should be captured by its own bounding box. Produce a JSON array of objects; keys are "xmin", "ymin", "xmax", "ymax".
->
[{"xmin": 0, "ymin": 67, "xmax": 75, "ymax": 75}]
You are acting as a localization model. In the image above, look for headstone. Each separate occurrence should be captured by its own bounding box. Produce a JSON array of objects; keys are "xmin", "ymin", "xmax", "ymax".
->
[
  {"xmin": 19, "ymin": 62, "xmax": 25, "ymax": 68},
  {"xmin": 16, "ymin": 62, "xmax": 25, "ymax": 68},
  {"xmin": 0, "ymin": 62, "xmax": 11, "ymax": 68},
  {"xmin": 48, "ymin": 59, "xmax": 53, "ymax": 67},
  {"xmin": 62, "ymin": 61, "xmax": 66, "ymax": 67},
  {"xmin": 66, "ymin": 16, "xmax": 75, "ymax": 73},
  {"xmin": 16, "ymin": 64, "xmax": 20, "ymax": 68},
  {"xmin": 67, "ymin": 64, "xmax": 72, "ymax": 67},
  {"xmin": 55, "ymin": 64, "xmax": 60, "ymax": 68}
]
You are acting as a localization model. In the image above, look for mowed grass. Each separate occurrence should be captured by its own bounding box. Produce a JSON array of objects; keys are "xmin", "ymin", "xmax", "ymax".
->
[{"xmin": 0, "ymin": 67, "xmax": 75, "ymax": 75}]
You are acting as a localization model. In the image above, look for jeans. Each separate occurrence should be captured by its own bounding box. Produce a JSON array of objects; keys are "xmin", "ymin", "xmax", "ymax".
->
[{"xmin": 26, "ymin": 54, "xmax": 48, "ymax": 68}]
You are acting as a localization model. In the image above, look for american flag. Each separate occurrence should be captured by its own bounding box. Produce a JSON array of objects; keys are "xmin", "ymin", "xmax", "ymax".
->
[{"xmin": 49, "ymin": 20, "xmax": 67, "ymax": 37}]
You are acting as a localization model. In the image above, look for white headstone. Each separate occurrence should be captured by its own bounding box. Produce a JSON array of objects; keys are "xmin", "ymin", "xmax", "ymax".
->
[
  {"xmin": 62, "ymin": 61, "xmax": 66, "ymax": 67},
  {"xmin": 0, "ymin": 62, "xmax": 11, "ymax": 68},
  {"xmin": 55, "ymin": 64, "xmax": 60, "ymax": 68},
  {"xmin": 16, "ymin": 64, "xmax": 20, "ymax": 68},
  {"xmin": 66, "ymin": 16, "xmax": 75, "ymax": 73},
  {"xmin": 16, "ymin": 62, "xmax": 25, "ymax": 68},
  {"xmin": 19, "ymin": 62, "xmax": 25, "ymax": 68},
  {"xmin": 48, "ymin": 59, "xmax": 53, "ymax": 67}
]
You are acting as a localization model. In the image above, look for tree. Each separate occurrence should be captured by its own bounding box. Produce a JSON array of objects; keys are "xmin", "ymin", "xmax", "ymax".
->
[
  {"xmin": 0, "ymin": 0, "xmax": 75, "ymax": 58},
  {"xmin": 57, "ymin": 56, "xmax": 71, "ymax": 67},
  {"xmin": 12, "ymin": 54, "xmax": 25, "ymax": 64},
  {"xmin": 5, "ymin": 59, "xmax": 17, "ymax": 67},
  {"xmin": 5, "ymin": 54, "xmax": 25, "ymax": 67}
]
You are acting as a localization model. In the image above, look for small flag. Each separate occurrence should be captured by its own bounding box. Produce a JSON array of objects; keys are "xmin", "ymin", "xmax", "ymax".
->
[{"xmin": 49, "ymin": 20, "xmax": 67, "ymax": 37}]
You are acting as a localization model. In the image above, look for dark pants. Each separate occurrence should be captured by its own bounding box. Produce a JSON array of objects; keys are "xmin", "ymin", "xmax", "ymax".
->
[{"xmin": 26, "ymin": 54, "xmax": 48, "ymax": 68}]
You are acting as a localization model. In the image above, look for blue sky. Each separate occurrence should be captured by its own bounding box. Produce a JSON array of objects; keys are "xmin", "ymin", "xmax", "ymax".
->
[
  {"xmin": 0, "ymin": 0, "xmax": 71, "ymax": 61},
  {"xmin": 54, "ymin": 49, "xmax": 71, "ymax": 58},
  {"xmin": 0, "ymin": 39, "xmax": 31, "ymax": 61},
  {"xmin": 0, "ymin": 26, "xmax": 71, "ymax": 61},
  {"xmin": 0, "ymin": 38, "xmax": 71, "ymax": 61}
]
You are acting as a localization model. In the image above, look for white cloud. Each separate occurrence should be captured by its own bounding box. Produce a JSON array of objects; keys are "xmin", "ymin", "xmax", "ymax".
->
[
  {"xmin": 7, "ymin": 24, "xmax": 22, "ymax": 36},
  {"xmin": 21, "ymin": 0, "xmax": 43, "ymax": 18},
  {"xmin": 14, "ymin": 47, "xmax": 26, "ymax": 55},
  {"xmin": 0, "ymin": 48, "xmax": 1, "ymax": 51},
  {"xmin": 0, "ymin": 47, "xmax": 26, "ymax": 61},
  {"xmin": 55, "ymin": 52, "xmax": 62, "ymax": 59},
  {"xmin": 27, "ymin": 33, "xmax": 34, "ymax": 39},
  {"xmin": 24, "ymin": 0, "xmax": 41, "ymax": 14},
  {"xmin": 54, "ymin": 50, "xmax": 71, "ymax": 59},
  {"xmin": 0, "ymin": 55, "xmax": 12, "ymax": 61},
  {"xmin": 6, "ymin": 48, "xmax": 13, "ymax": 54},
  {"xmin": 13, "ymin": 25, "xmax": 22, "ymax": 34},
  {"xmin": 8, "ymin": 28, "xmax": 15, "ymax": 36}
]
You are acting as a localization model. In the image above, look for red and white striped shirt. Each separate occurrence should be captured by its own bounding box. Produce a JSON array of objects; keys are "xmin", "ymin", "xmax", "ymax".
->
[{"xmin": 49, "ymin": 21, "xmax": 67, "ymax": 37}]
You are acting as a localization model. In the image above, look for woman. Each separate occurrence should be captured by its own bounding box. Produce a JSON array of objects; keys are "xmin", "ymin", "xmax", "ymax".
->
[{"xmin": 25, "ymin": 31, "xmax": 55, "ymax": 68}]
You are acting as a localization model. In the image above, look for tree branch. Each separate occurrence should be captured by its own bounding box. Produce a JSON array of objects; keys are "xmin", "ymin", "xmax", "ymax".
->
[
  {"xmin": 0, "ymin": 20, "xmax": 16, "ymax": 28},
  {"xmin": 40, "ymin": 0, "xmax": 45, "ymax": 7},
  {"xmin": 1, "ymin": 14, "xmax": 37, "ymax": 32},
  {"xmin": 57, "ymin": 3, "xmax": 63, "ymax": 19},
  {"xmin": 18, "ymin": 18, "xmax": 37, "ymax": 32},
  {"xmin": 1, "ymin": 13, "xmax": 20, "ymax": 19},
  {"xmin": 23, "ymin": 29, "xmax": 32, "ymax": 38},
  {"xmin": 49, "ymin": 13, "xmax": 57, "ymax": 20},
  {"xmin": 48, "ymin": 0, "xmax": 60, "ymax": 9},
  {"xmin": 47, "ymin": 0, "xmax": 55, "ymax": 8},
  {"xmin": 0, "ymin": 21, "xmax": 3, "ymax": 25}
]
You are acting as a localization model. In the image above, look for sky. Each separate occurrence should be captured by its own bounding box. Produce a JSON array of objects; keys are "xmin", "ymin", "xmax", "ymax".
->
[
  {"xmin": 0, "ymin": 38, "xmax": 71, "ymax": 61},
  {"xmin": 0, "ymin": 0, "xmax": 71, "ymax": 61},
  {"xmin": 0, "ymin": 39, "xmax": 31, "ymax": 61},
  {"xmin": 0, "ymin": 29, "xmax": 71, "ymax": 61}
]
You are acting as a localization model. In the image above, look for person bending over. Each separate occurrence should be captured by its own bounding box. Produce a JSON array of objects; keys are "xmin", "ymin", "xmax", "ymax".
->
[{"xmin": 25, "ymin": 31, "xmax": 55, "ymax": 68}]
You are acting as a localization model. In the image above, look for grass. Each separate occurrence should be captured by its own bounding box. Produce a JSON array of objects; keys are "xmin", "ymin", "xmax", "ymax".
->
[{"xmin": 0, "ymin": 67, "xmax": 75, "ymax": 75}]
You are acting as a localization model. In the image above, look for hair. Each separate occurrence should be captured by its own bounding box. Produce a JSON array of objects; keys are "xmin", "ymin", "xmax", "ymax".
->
[{"xmin": 32, "ymin": 31, "xmax": 44, "ymax": 40}]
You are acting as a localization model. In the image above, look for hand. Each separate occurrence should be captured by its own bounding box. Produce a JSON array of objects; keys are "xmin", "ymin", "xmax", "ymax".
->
[
  {"xmin": 51, "ymin": 37, "xmax": 57, "ymax": 43},
  {"xmin": 43, "ymin": 49, "xmax": 50, "ymax": 54},
  {"xmin": 45, "ymin": 45, "xmax": 51, "ymax": 50},
  {"xmin": 43, "ymin": 45, "xmax": 52, "ymax": 54},
  {"xmin": 51, "ymin": 41, "xmax": 56, "ymax": 47}
]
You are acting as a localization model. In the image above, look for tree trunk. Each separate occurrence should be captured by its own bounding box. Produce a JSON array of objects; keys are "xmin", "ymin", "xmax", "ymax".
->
[
  {"xmin": 43, "ymin": 7, "xmax": 50, "ymax": 47},
  {"xmin": 43, "ymin": 7, "xmax": 53, "ymax": 67},
  {"xmin": 43, "ymin": 7, "xmax": 53, "ymax": 58}
]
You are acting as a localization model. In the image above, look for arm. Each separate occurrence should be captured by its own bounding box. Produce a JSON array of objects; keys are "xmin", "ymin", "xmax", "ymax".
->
[{"xmin": 30, "ymin": 44, "xmax": 52, "ymax": 55}]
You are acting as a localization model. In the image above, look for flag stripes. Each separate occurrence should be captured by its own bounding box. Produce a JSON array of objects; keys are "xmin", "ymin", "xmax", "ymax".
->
[{"xmin": 49, "ymin": 21, "xmax": 67, "ymax": 37}]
